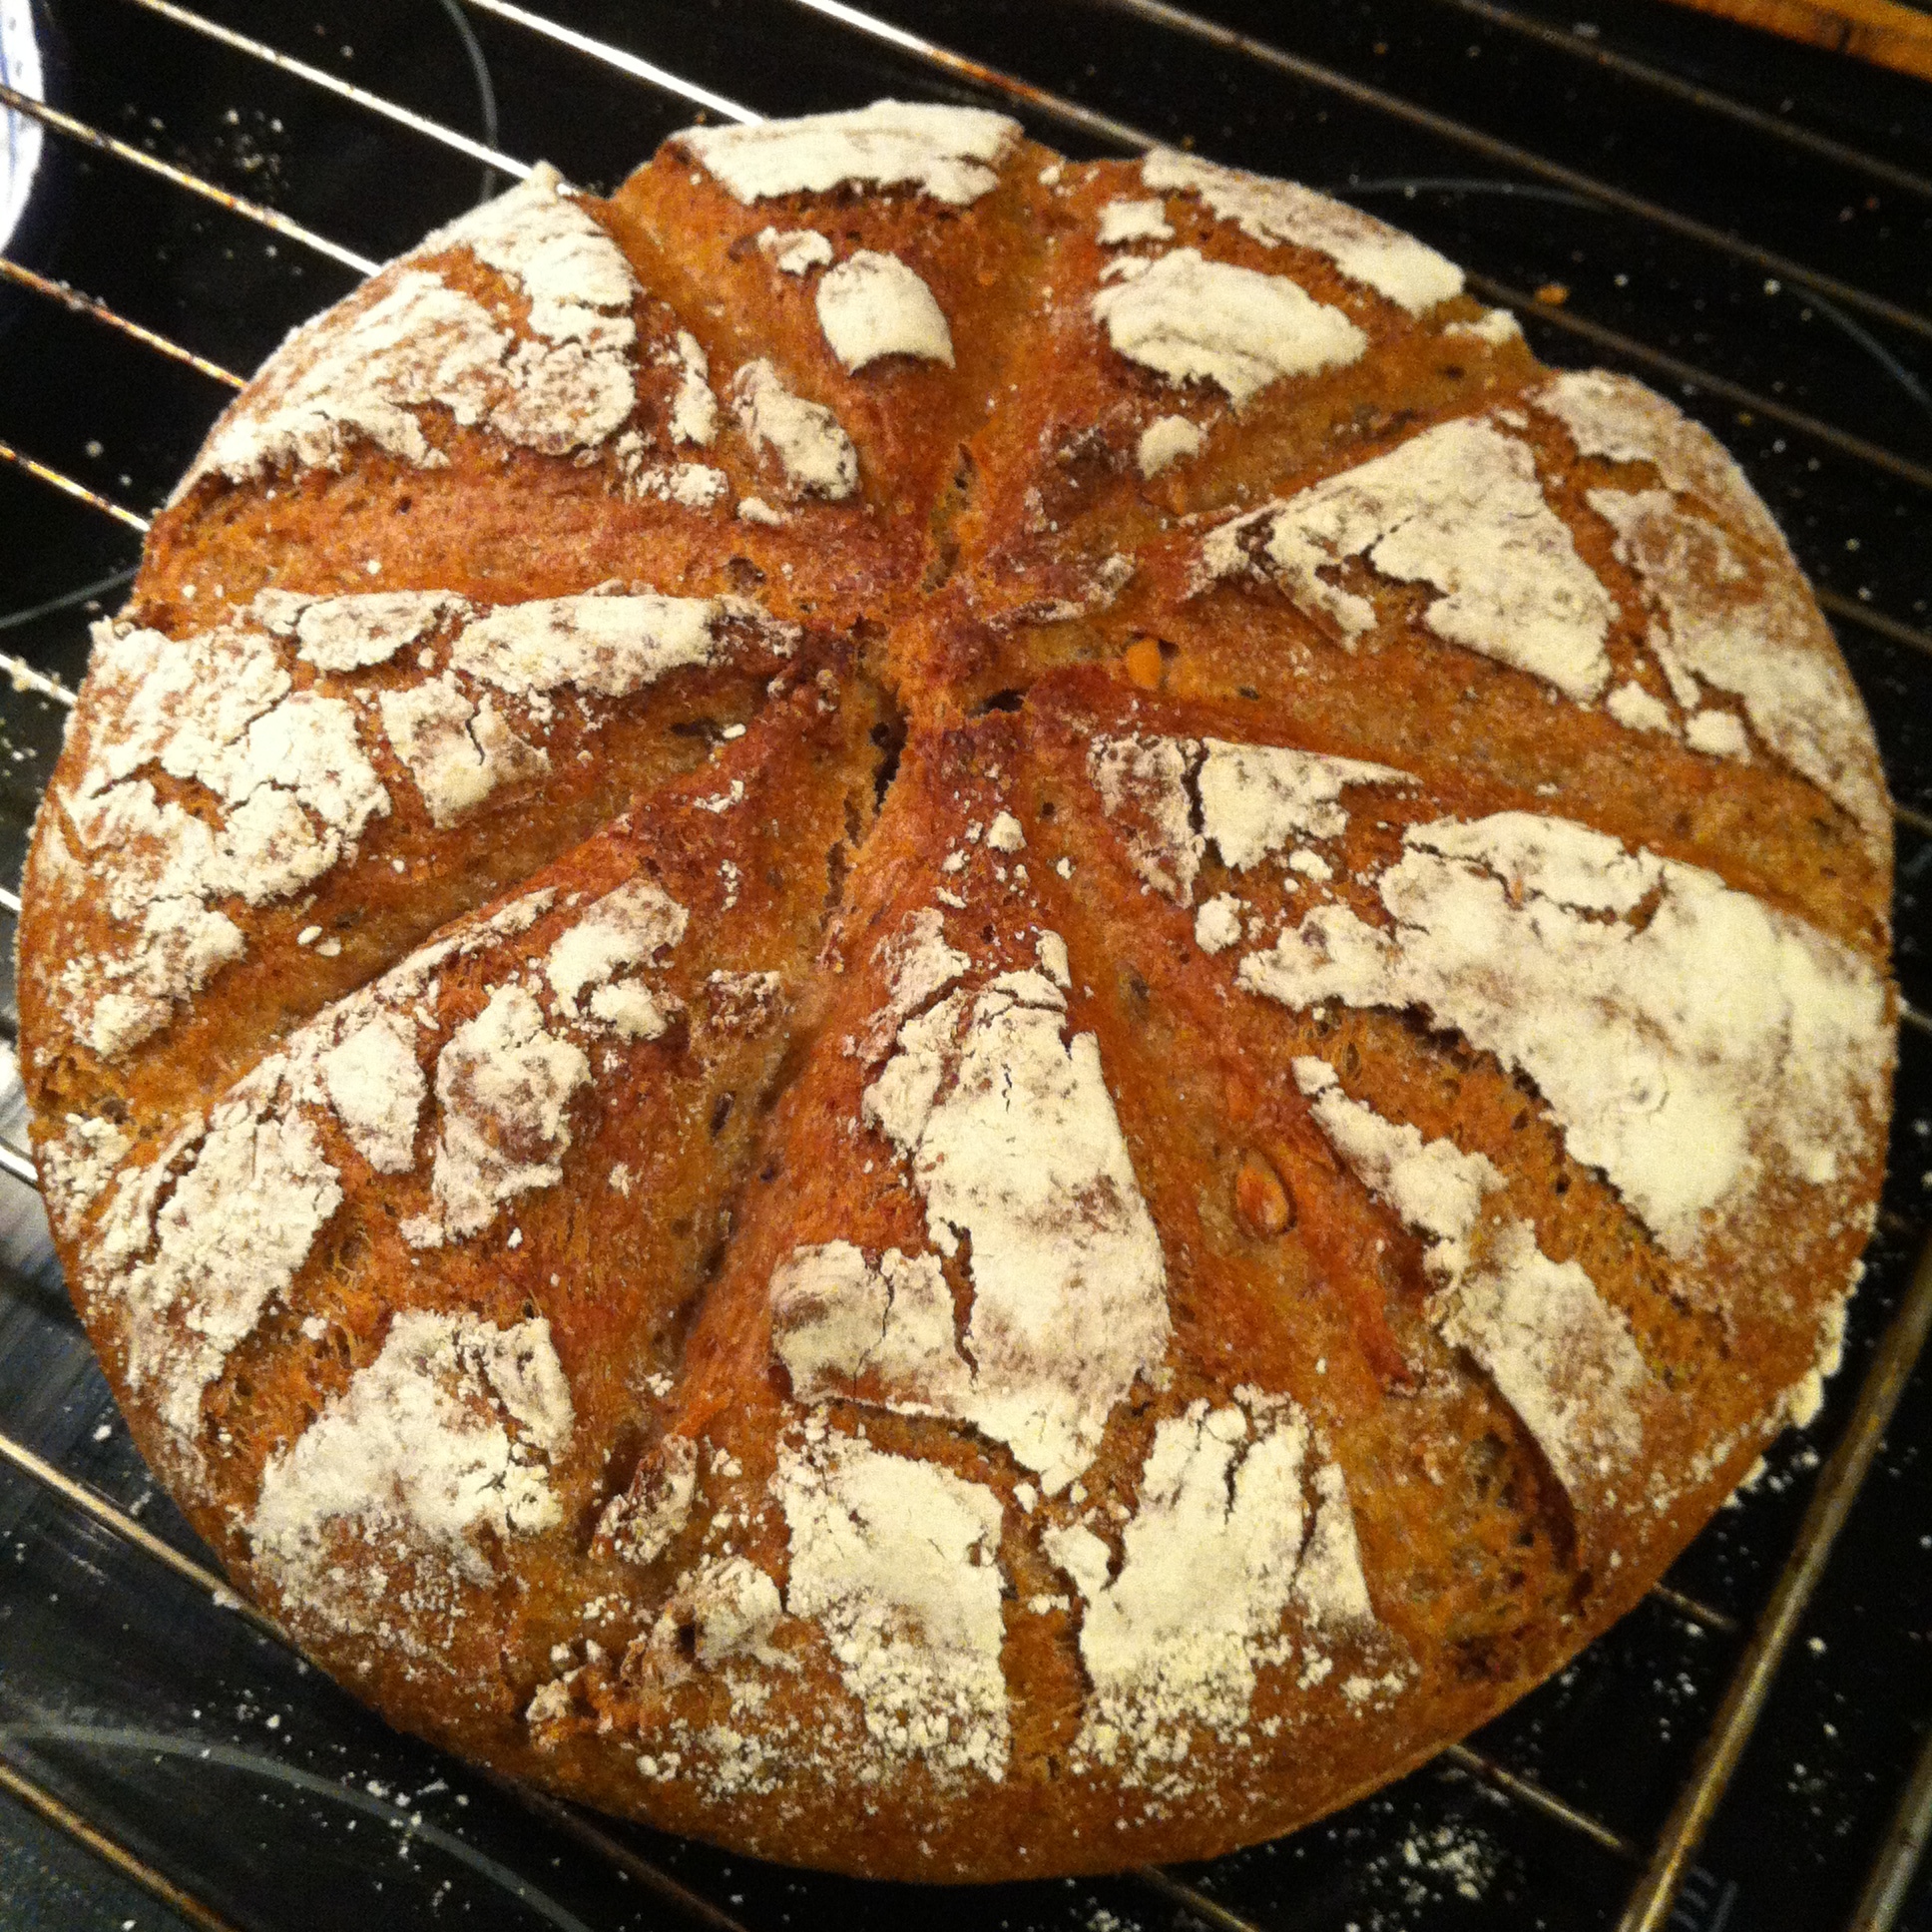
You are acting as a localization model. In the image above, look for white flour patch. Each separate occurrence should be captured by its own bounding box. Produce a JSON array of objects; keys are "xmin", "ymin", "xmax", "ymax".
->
[
  {"xmin": 1199, "ymin": 416, "xmax": 1616, "ymax": 701},
  {"xmin": 730, "ymin": 359, "xmax": 858, "ymax": 499},
  {"xmin": 253, "ymin": 589, "xmax": 467, "ymax": 673},
  {"xmin": 815, "ymin": 250, "xmax": 954, "ymax": 369},
  {"xmin": 60, "ymin": 616, "xmax": 392, "ymax": 1056},
  {"xmin": 1092, "ymin": 248, "xmax": 1366, "ymax": 407},
  {"xmin": 1244, "ymin": 814, "xmax": 1890, "ymax": 1259},
  {"xmin": 1143, "ymin": 150, "xmax": 1464, "ymax": 313},
  {"xmin": 855, "ymin": 952, "xmax": 1170, "ymax": 1494},
  {"xmin": 318, "ymin": 1014, "xmax": 427, "ymax": 1174},
  {"xmin": 408, "ymin": 985, "xmax": 591, "ymax": 1245},
  {"xmin": 95, "ymin": 1100, "xmax": 342, "ymax": 1450},
  {"xmin": 1088, "ymin": 731, "xmax": 1409, "ymax": 903},
  {"xmin": 379, "ymin": 674, "xmax": 548, "ymax": 828},
  {"xmin": 682, "ymin": 100, "xmax": 1019, "ymax": 207},
  {"xmin": 544, "ymin": 876, "xmax": 688, "ymax": 1034},
  {"xmin": 251, "ymin": 1311, "xmax": 572, "ymax": 1632},
  {"xmin": 756, "ymin": 226, "xmax": 834, "ymax": 274},
  {"xmin": 450, "ymin": 593, "xmax": 739, "ymax": 699},
  {"xmin": 1060, "ymin": 1394, "xmax": 1374, "ymax": 1778},
  {"xmin": 777, "ymin": 1424, "xmax": 1009, "ymax": 1779},
  {"xmin": 185, "ymin": 168, "xmax": 639, "ymax": 489},
  {"xmin": 1291, "ymin": 1058, "xmax": 1651, "ymax": 1495}
]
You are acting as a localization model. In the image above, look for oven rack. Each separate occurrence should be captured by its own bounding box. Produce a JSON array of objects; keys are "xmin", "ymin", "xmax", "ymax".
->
[{"xmin": 0, "ymin": 4, "xmax": 1928, "ymax": 1928}]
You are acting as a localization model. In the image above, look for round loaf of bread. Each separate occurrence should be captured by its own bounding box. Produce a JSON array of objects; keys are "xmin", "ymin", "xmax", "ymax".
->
[{"xmin": 18, "ymin": 104, "xmax": 1895, "ymax": 1880}]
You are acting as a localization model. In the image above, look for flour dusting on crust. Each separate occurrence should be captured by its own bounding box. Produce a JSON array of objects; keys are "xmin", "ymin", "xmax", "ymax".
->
[
  {"xmin": 1199, "ymin": 416, "xmax": 1616, "ymax": 701},
  {"xmin": 1092, "ymin": 248, "xmax": 1367, "ymax": 407},
  {"xmin": 1292, "ymin": 1058, "xmax": 1652, "ymax": 1496},
  {"xmin": 1143, "ymin": 150, "xmax": 1464, "ymax": 314},
  {"xmin": 816, "ymin": 250, "xmax": 955, "ymax": 370},
  {"xmin": 379, "ymin": 675, "xmax": 548, "ymax": 829},
  {"xmin": 253, "ymin": 589, "xmax": 468, "ymax": 673},
  {"xmin": 730, "ymin": 360, "xmax": 859, "ymax": 499},
  {"xmin": 58, "ymin": 615, "xmax": 391, "ymax": 1057},
  {"xmin": 185, "ymin": 168, "xmax": 640, "ymax": 490},
  {"xmin": 408, "ymin": 985, "xmax": 591, "ymax": 1246},
  {"xmin": 850, "ymin": 948, "xmax": 1171, "ymax": 1494},
  {"xmin": 1089, "ymin": 732, "xmax": 1410, "ymax": 903},
  {"xmin": 1243, "ymin": 814, "xmax": 1890, "ymax": 1259},
  {"xmin": 251, "ymin": 1310, "xmax": 573, "ymax": 1634},
  {"xmin": 778, "ymin": 1421, "xmax": 1008, "ymax": 1779},
  {"xmin": 681, "ymin": 101, "xmax": 1020, "ymax": 208},
  {"xmin": 450, "ymin": 594, "xmax": 740, "ymax": 698},
  {"xmin": 319, "ymin": 1014, "xmax": 427, "ymax": 1174},
  {"xmin": 1059, "ymin": 1393, "xmax": 1376, "ymax": 1780},
  {"xmin": 544, "ymin": 876, "xmax": 687, "ymax": 1036},
  {"xmin": 92, "ymin": 1098, "xmax": 342, "ymax": 1450}
]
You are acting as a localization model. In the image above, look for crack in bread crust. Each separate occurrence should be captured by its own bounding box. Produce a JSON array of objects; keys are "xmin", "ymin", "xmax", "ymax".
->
[{"xmin": 18, "ymin": 115, "xmax": 1893, "ymax": 1883}]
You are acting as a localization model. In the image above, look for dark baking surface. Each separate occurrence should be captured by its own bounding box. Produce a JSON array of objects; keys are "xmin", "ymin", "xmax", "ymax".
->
[{"xmin": 1, "ymin": 2, "xmax": 1929, "ymax": 1926}]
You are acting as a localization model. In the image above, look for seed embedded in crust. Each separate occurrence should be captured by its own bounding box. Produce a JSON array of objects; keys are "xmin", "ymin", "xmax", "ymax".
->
[{"xmin": 1235, "ymin": 1152, "xmax": 1293, "ymax": 1236}]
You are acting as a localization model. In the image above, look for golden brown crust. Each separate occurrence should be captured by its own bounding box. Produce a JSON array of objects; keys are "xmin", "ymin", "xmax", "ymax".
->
[{"xmin": 17, "ymin": 109, "xmax": 1893, "ymax": 1881}]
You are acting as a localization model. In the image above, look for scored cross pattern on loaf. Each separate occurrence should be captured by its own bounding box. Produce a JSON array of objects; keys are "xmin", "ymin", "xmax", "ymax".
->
[{"xmin": 17, "ymin": 104, "xmax": 1893, "ymax": 1880}]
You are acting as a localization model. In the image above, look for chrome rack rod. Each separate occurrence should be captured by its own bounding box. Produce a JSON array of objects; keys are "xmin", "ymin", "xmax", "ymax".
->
[
  {"xmin": 0, "ymin": 1428, "xmax": 283, "ymax": 1643},
  {"xmin": 115, "ymin": 0, "xmax": 533, "ymax": 183},
  {"xmin": 477, "ymin": 1774, "xmax": 756, "ymax": 1932},
  {"xmin": 1816, "ymin": 591, "xmax": 1932, "ymax": 667},
  {"xmin": 0, "ymin": 80, "xmax": 376, "ymax": 277},
  {"xmin": 1617, "ymin": 1232, "xmax": 1932, "ymax": 1932},
  {"xmin": 0, "ymin": 653, "xmax": 78, "ymax": 708},
  {"xmin": 1444, "ymin": 1741, "xmax": 1642, "ymax": 1860},
  {"xmin": 0, "ymin": 1750, "xmax": 244, "ymax": 1932},
  {"xmin": 1084, "ymin": 0, "xmax": 1932, "ymax": 346},
  {"xmin": 1426, "ymin": 0, "xmax": 1932, "ymax": 202},
  {"xmin": 0, "ymin": 255, "xmax": 244, "ymax": 390},
  {"xmin": 1847, "ymin": 1716, "xmax": 1932, "ymax": 1932},
  {"xmin": 453, "ymin": 0, "xmax": 760, "ymax": 126},
  {"xmin": 785, "ymin": 0, "xmax": 1153, "ymax": 149},
  {"xmin": 0, "ymin": 438, "xmax": 151, "ymax": 533},
  {"xmin": 1134, "ymin": 1863, "xmax": 1266, "ymax": 1932},
  {"xmin": 1650, "ymin": 1583, "xmax": 1740, "ymax": 1640}
]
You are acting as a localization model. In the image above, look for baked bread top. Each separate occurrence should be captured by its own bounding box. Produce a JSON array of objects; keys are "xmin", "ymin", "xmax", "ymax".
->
[{"xmin": 17, "ymin": 103, "xmax": 1894, "ymax": 1881}]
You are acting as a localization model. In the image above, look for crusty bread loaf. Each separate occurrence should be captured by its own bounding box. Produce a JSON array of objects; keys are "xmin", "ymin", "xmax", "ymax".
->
[{"xmin": 18, "ymin": 103, "xmax": 1894, "ymax": 1881}]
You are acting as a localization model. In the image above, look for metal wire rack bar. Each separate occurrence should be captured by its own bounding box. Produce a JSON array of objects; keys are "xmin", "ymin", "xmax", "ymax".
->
[
  {"xmin": 114, "ymin": 0, "xmax": 534, "ymax": 182},
  {"xmin": 1848, "ymin": 1720, "xmax": 1932, "ymax": 1932},
  {"xmin": 0, "ymin": 255, "xmax": 244, "ymax": 389},
  {"xmin": 0, "ymin": 653, "xmax": 77, "ymax": 707},
  {"xmin": 1617, "ymin": 1234, "xmax": 1932, "ymax": 1932},
  {"xmin": 785, "ymin": 0, "xmax": 1155, "ymax": 149},
  {"xmin": 1425, "ymin": 0, "xmax": 1932, "ymax": 201},
  {"xmin": 0, "ymin": 78, "xmax": 377, "ymax": 275},
  {"xmin": 0, "ymin": 1751, "xmax": 245, "ymax": 1932},
  {"xmin": 454, "ymin": 0, "xmax": 760, "ymax": 126},
  {"xmin": 1081, "ymin": 0, "xmax": 1932, "ymax": 344},
  {"xmin": 0, "ymin": 437, "xmax": 150, "ymax": 532}
]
